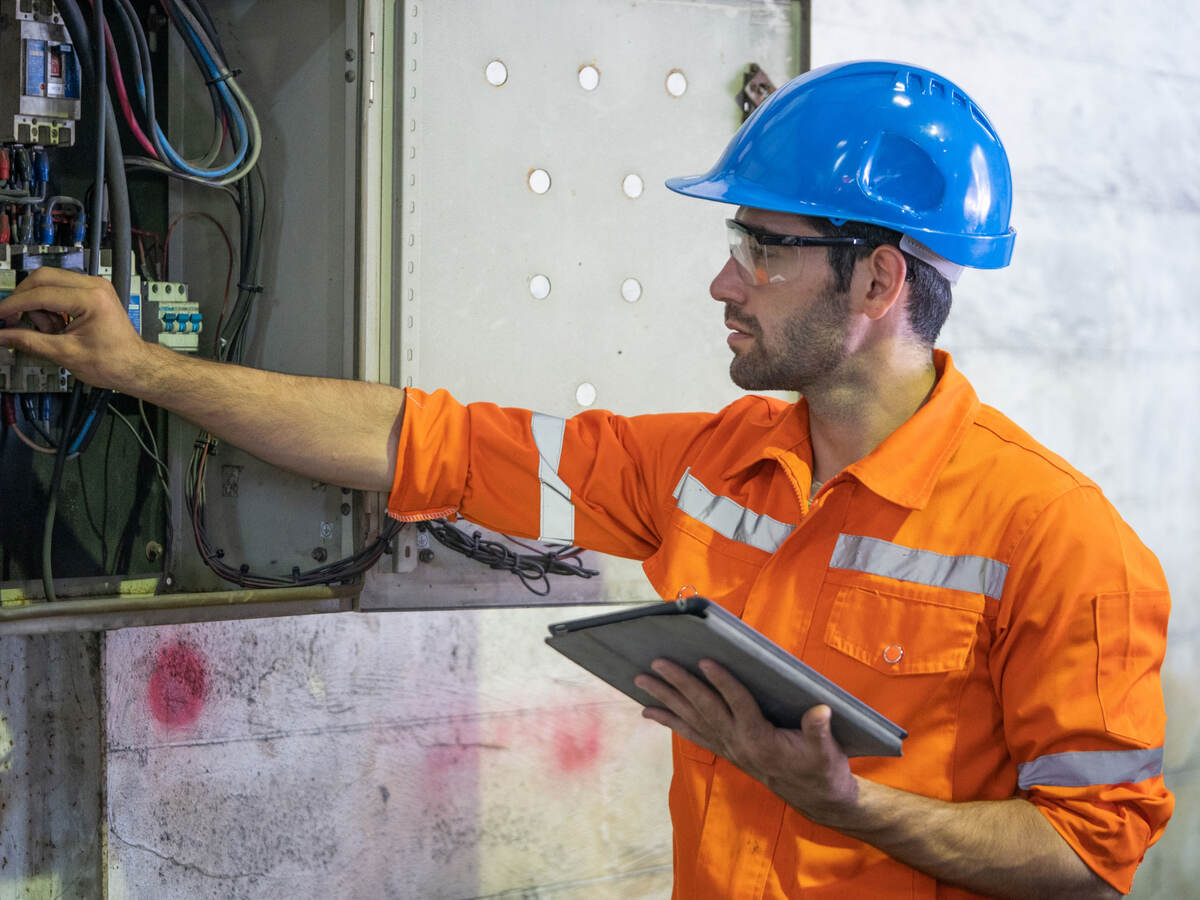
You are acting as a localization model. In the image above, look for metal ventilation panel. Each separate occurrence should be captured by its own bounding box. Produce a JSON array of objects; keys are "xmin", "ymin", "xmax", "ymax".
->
[{"xmin": 390, "ymin": 0, "xmax": 802, "ymax": 417}]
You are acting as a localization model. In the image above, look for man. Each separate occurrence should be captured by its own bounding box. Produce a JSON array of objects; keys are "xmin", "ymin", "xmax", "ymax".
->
[{"xmin": 0, "ymin": 61, "xmax": 1171, "ymax": 898}]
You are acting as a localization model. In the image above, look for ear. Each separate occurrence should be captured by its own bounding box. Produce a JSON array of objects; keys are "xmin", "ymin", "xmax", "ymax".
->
[{"xmin": 858, "ymin": 244, "xmax": 907, "ymax": 321}]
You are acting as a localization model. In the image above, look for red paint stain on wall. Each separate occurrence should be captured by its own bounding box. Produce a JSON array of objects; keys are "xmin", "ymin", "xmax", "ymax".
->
[
  {"xmin": 147, "ymin": 642, "xmax": 208, "ymax": 729},
  {"xmin": 553, "ymin": 709, "xmax": 603, "ymax": 772}
]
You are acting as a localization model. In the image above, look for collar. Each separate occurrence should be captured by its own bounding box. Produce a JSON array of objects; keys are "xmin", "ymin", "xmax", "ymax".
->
[
  {"xmin": 721, "ymin": 350, "xmax": 979, "ymax": 511},
  {"xmin": 843, "ymin": 349, "xmax": 979, "ymax": 510}
]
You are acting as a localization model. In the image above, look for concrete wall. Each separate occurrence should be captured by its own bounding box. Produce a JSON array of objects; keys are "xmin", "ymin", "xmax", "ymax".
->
[
  {"xmin": 2, "ymin": 1, "xmax": 1197, "ymax": 898},
  {"xmin": 0, "ymin": 634, "xmax": 103, "ymax": 900},
  {"xmin": 807, "ymin": 3, "xmax": 1199, "ymax": 896}
]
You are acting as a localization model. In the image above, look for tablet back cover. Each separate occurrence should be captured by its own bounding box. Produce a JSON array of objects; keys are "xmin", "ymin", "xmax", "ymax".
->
[{"xmin": 546, "ymin": 599, "xmax": 905, "ymax": 758}]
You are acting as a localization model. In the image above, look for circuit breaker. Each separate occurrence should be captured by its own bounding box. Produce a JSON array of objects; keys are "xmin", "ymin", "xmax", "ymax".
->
[{"xmin": 0, "ymin": 0, "xmax": 82, "ymax": 146}]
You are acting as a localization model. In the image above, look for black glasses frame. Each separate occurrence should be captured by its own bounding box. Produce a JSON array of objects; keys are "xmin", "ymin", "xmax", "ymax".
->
[{"xmin": 727, "ymin": 218, "xmax": 869, "ymax": 249}]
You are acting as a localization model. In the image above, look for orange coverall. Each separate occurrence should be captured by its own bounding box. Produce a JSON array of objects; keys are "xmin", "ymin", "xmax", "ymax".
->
[{"xmin": 388, "ymin": 350, "xmax": 1172, "ymax": 898}]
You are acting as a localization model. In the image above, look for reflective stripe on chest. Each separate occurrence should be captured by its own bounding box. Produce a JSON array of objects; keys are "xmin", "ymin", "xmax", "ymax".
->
[
  {"xmin": 672, "ymin": 468, "xmax": 796, "ymax": 554},
  {"xmin": 830, "ymin": 533, "xmax": 1009, "ymax": 600}
]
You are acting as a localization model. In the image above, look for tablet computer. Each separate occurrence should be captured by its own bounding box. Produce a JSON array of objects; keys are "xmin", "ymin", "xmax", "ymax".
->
[{"xmin": 546, "ymin": 596, "xmax": 906, "ymax": 758}]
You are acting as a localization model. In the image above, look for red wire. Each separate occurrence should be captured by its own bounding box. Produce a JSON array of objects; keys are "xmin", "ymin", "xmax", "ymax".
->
[{"xmin": 85, "ymin": 0, "xmax": 158, "ymax": 158}]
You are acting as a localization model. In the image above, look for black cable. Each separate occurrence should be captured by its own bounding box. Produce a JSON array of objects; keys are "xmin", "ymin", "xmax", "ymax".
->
[
  {"xmin": 41, "ymin": 0, "xmax": 108, "ymax": 602},
  {"xmin": 419, "ymin": 520, "xmax": 600, "ymax": 596},
  {"xmin": 42, "ymin": 387, "xmax": 83, "ymax": 601},
  {"xmin": 58, "ymin": 0, "xmax": 132, "ymax": 459},
  {"xmin": 105, "ymin": 0, "xmax": 149, "ymax": 138},
  {"xmin": 183, "ymin": 439, "xmax": 404, "ymax": 587},
  {"xmin": 113, "ymin": 0, "xmax": 168, "ymax": 163},
  {"xmin": 86, "ymin": 0, "xmax": 108, "ymax": 278},
  {"xmin": 177, "ymin": 0, "xmax": 226, "ymax": 58},
  {"xmin": 58, "ymin": 0, "xmax": 131, "ymax": 304}
]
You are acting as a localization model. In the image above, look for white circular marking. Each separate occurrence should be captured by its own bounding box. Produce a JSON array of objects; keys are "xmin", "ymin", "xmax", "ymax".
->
[
  {"xmin": 485, "ymin": 59, "xmax": 508, "ymax": 86},
  {"xmin": 883, "ymin": 644, "xmax": 904, "ymax": 664},
  {"xmin": 620, "ymin": 277, "xmax": 642, "ymax": 303},
  {"xmin": 622, "ymin": 173, "xmax": 644, "ymax": 199},
  {"xmin": 575, "ymin": 382, "xmax": 597, "ymax": 407},
  {"xmin": 578, "ymin": 64, "xmax": 600, "ymax": 91},
  {"xmin": 528, "ymin": 168, "xmax": 551, "ymax": 194},
  {"xmin": 529, "ymin": 274, "xmax": 551, "ymax": 300},
  {"xmin": 666, "ymin": 69, "xmax": 688, "ymax": 97}
]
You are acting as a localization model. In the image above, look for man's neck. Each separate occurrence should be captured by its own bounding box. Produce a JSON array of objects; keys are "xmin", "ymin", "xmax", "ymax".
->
[{"xmin": 805, "ymin": 347, "xmax": 937, "ymax": 485}]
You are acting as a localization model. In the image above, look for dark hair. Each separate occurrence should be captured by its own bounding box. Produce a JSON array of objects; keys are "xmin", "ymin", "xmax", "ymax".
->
[{"xmin": 807, "ymin": 218, "xmax": 953, "ymax": 346}]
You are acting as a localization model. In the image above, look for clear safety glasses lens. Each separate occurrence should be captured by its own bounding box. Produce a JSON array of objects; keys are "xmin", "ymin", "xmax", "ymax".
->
[
  {"xmin": 720, "ymin": 220, "xmax": 806, "ymax": 286},
  {"xmin": 726, "ymin": 220, "xmax": 868, "ymax": 286},
  {"xmin": 727, "ymin": 221, "xmax": 777, "ymax": 286}
]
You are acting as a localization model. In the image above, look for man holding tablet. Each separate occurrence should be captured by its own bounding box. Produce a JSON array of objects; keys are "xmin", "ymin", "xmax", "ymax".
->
[{"xmin": 0, "ymin": 61, "xmax": 1171, "ymax": 898}]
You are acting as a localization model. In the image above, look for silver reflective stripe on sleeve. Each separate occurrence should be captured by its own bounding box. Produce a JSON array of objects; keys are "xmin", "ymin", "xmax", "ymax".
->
[
  {"xmin": 830, "ymin": 533, "xmax": 1009, "ymax": 600},
  {"xmin": 673, "ymin": 468, "xmax": 794, "ymax": 554},
  {"xmin": 530, "ymin": 412, "xmax": 574, "ymax": 545},
  {"xmin": 1017, "ymin": 747, "xmax": 1164, "ymax": 790}
]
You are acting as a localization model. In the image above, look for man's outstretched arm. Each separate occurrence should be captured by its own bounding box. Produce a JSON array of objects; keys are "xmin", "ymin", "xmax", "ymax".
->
[{"xmin": 0, "ymin": 267, "xmax": 405, "ymax": 492}]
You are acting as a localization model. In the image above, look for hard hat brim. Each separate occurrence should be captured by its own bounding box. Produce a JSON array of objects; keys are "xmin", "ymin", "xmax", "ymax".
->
[{"xmin": 666, "ymin": 172, "xmax": 1016, "ymax": 271}]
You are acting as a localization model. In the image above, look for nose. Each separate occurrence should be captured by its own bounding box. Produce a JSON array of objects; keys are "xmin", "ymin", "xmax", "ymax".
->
[{"xmin": 710, "ymin": 255, "xmax": 746, "ymax": 305}]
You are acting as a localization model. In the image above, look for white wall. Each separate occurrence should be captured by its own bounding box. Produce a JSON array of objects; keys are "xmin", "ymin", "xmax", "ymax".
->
[{"xmin": 809, "ymin": 2, "xmax": 1199, "ymax": 896}]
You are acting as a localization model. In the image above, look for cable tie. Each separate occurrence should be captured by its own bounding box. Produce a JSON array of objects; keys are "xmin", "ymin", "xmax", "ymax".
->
[
  {"xmin": 237, "ymin": 281, "xmax": 263, "ymax": 293},
  {"xmin": 204, "ymin": 68, "xmax": 242, "ymax": 87}
]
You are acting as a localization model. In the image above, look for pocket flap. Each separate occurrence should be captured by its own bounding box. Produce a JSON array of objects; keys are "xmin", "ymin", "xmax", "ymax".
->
[{"xmin": 825, "ymin": 587, "xmax": 980, "ymax": 675}]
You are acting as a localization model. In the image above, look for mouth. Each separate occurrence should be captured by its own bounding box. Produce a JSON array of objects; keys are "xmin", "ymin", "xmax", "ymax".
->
[{"xmin": 725, "ymin": 319, "xmax": 755, "ymax": 345}]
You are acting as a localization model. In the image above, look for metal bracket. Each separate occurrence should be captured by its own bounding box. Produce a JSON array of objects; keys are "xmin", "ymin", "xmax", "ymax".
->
[{"xmin": 737, "ymin": 63, "xmax": 777, "ymax": 121}]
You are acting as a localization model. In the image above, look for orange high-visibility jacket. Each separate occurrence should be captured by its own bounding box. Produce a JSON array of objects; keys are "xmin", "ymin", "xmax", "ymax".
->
[{"xmin": 388, "ymin": 351, "xmax": 1172, "ymax": 898}]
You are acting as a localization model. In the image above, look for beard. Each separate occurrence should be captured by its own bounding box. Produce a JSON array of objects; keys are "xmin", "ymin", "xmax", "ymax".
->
[{"xmin": 726, "ymin": 285, "xmax": 852, "ymax": 393}]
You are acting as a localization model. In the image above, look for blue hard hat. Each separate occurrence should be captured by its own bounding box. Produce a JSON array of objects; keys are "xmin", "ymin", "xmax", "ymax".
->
[{"xmin": 666, "ymin": 60, "xmax": 1016, "ymax": 270}]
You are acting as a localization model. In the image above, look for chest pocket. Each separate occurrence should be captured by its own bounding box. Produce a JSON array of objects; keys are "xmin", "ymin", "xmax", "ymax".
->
[{"xmin": 824, "ymin": 586, "xmax": 981, "ymax": 675}]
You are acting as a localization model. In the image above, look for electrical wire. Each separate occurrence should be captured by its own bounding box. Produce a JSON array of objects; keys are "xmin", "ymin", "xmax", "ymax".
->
[
  {"xmin": 184, "ymin": 432, "xmax": 403, "ymax": 587},
  {"xmin": 418, "ymin": 520, "xmax": 600, "ymax": 596},
  {"xmin": 39, "ymin": 0, "xmax": 108, "ymax": 602},
  {"xmin": 2, "ymin": 395, "xmax": 61, "ymax": 456},
  {"xmin": 95, "ymin": 0, "xmax": 157, "ymax": 157}
]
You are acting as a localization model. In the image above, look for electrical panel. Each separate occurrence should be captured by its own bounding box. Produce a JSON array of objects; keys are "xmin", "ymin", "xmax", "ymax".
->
[
  {"xmin": 0, "ymin": 0, "xmax": 316, "ymax": 621},
  {"xmin": 2, "ymin": 0, "xmax": 803, "ymax": 628}
]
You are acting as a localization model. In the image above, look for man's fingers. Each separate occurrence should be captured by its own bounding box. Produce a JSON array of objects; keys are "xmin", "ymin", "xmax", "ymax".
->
[
  {"xmin": 634, "ymin": 672, "xmax": 701, "ymax": 721},
  {"xmin": 25, "ymin": 309, "xmax": 66, "ymax": 334},
  {"xmin": 0, "ymin": 284, "xmax": 87, "ymax": 324},
  {"xmin": 697, "ymin": 659, "xmax": 762, "ymax": 718},
  {"xmin": 641, "ymin": 706, "xmax": 714, "ymax": 752},
  {"xmin": 11, "ymin": 265, "xmax": 95, "ymax": 290},
  {"xmin": 801, "ymin": 705, "xmax": 841, "ymax": 755},
  {"xmin": 0, "ymin": 325, "xmax": 72, "ymax": 363}
]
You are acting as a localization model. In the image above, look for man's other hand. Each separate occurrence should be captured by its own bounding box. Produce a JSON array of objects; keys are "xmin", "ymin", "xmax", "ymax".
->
[
  {"xmin": 634, "ymin": 658, "xmax": 859, "ymax": 825},
  {"xmin": 0, "ymin": 266, "xmax": 148, "ymax": 391}
]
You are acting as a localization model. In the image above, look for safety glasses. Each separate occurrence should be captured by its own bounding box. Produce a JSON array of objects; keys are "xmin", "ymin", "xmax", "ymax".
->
[{"xmin": 726, "ymin": 218, "xmax": 867, "ymax": 286}]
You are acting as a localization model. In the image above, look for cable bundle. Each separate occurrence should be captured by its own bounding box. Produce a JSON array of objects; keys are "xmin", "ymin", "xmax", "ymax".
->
[
  {"xmin": 419, "ymin": 520, "xmax": 600, "ymax": 596},
  {"xmin": 185, "ymin": 433, "xmax": 404, "ymax": 588}
]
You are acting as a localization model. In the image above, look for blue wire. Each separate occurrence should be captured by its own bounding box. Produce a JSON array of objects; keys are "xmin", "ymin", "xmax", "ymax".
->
[
  {"xmin": 148, "ymin": 17, "xmax": 248, "ymax": 177},
  {"xmin": 68, "ymin": 406, "xmax": 102, "ymax": 454}
]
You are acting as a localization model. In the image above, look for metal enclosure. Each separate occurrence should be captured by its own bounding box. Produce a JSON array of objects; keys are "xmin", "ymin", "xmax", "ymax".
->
[
  {"xmin": 161, "ymin": 1, "xmax": 363, "ymax": 597},
  {"xmin": 363, "ymin": 0, "xmax": 803, "ymax": 610}
]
